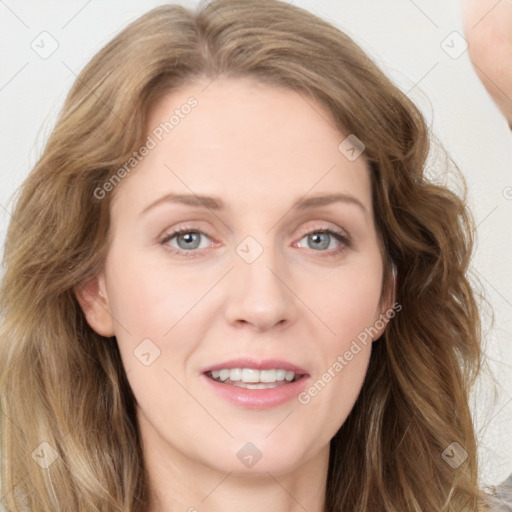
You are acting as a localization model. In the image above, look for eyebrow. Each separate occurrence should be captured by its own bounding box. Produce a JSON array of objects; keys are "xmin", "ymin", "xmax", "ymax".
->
[{"xmin": 140, "ymin": 192, "xmax": 367, "ymax": 216}]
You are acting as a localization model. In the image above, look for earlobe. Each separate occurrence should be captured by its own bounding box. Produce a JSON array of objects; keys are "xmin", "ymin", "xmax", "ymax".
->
[{"xmin": 74, "ymin": 273, "xmax": 116, "ymax": 337}]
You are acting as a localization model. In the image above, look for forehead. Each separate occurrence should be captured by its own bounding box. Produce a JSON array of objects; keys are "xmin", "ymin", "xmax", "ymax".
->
[{"xmin": 111, "ymin": 77, "xmax": 373, "ymax": 218}]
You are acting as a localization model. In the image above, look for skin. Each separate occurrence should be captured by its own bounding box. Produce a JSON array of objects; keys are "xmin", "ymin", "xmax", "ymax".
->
[
  {"xmin": 76, "ymin": 77, "xmax": 394, "ymax": 512},
  {"xmin": 462, "ymin": 0, "xmax": 512, "ymax": 126}
]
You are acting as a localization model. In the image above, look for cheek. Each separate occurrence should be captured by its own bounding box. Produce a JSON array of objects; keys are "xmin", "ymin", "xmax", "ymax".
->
[
  {"xmin": 103, "ymin": 248, "xmax": 203, "ymax": 411},
  {"xmin": 102, "ymin": 246, "xmax": 211, "ymax": 394},
  {"xmin": 290, "ymin": 255, "xmax": 382, "ymax": 414},
  {"xmin": 302, "ymin": 255, "xmax": 383, "ymax": 406},
  {"xmin": 315, "ymin": 258, "xmax": 384, "ymax": 340},
  {"xmin": 105, "ymin": 246, "xmax": 207, "ymax": 336}
]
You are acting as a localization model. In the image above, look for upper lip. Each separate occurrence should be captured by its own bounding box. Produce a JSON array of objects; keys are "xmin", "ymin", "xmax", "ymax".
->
[{"xmin": 201, "ymin": 358, "xmax": 309, "ymax": 376}]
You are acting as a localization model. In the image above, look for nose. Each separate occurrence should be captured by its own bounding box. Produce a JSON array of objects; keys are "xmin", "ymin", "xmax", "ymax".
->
[{"xmin": 224, "ymin": 243, "xmax": 298, "ymax": 332}]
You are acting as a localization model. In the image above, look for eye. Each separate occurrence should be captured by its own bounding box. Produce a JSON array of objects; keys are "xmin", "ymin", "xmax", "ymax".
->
[
  {"xmin": 296, "ymin": 227, "xmax": 351, "ymax": 256},
  {"xmin": 160, "ymin": 226, "xmax": 214, "ymax": 257}
]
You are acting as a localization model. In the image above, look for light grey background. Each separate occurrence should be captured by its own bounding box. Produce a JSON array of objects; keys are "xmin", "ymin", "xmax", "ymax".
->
[{"xmin": 0, "ymin": 0, "xmax": 511, "ymax": 490}]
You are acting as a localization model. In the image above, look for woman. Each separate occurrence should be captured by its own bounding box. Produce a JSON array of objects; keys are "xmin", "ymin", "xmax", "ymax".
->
[{"xmin": 0, "ymin": 0, "xmax": 498, "ymax": 510}]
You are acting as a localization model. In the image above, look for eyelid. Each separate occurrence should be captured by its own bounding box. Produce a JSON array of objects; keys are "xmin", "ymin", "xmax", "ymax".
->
[
  {"xmin": 296, "ymin": 221, "xmax": 350, "ymax": 240},
  {"xmin": 157, "ymin": 225, "xmax": 214, "ymax": 248}
]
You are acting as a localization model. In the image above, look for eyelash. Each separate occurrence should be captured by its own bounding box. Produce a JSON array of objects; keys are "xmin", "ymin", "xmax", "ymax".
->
[{"xmin": 159, "ymin": 224, "xmax": 351, "ymax": 258}]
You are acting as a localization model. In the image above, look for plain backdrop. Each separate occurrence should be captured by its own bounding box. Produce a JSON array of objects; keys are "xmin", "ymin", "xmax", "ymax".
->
[{"xmin": 0, "ymin": 0, "xmax": 511, "ymax": 490}]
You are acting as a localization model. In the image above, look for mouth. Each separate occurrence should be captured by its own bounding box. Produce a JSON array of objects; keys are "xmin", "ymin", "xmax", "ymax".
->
[
  {"xmin": 204, "ymin": 367, "xmax": 305, "ymax": 389},
  {"xmin": 200, "ymin": 358, "xmax": 310, "ymax": 408}
]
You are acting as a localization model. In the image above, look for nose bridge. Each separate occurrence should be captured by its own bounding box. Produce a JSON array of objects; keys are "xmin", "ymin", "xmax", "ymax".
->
[{"xmin": 224, "ymin": 234, "xmax": 296, "ymax": 330}]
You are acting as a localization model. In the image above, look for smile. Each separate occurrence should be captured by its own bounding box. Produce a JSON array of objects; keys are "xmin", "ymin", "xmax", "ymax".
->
[
  {"xmin": 206, "ymin": 368, "xmax": 302, "ymax": 389},
  {"xmin": 201, "ymin": 359, "xmax": 310, "ymax": 409}
]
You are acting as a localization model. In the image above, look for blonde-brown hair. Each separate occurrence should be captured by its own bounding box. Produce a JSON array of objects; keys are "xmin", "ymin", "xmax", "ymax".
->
[{"xmin": 0, "ymin": 1, "xmax": 492, "ymax": 510}]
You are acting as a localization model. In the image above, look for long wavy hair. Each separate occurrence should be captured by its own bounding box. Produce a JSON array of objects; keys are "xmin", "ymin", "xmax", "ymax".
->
[{"xmin": 0, "ymin": 0, "xmax": 493, "ymax": 510}]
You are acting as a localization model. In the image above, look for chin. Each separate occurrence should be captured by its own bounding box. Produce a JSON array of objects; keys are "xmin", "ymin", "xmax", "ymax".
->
[{"xmin": 198, "ymin": 435, "xmax": 322, "ymax": 477}]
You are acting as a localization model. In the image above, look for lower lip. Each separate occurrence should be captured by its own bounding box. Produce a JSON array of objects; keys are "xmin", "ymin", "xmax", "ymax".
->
[{"xmin": 201, "ymin": 374, "xmax": 310, "ymax": 409}]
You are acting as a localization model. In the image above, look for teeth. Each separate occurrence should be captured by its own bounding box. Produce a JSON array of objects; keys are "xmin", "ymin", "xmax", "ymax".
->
[
  {"xmin": 242, "ymin": 368, "xmax": 260, "ymax": 383},
  {"xmin": 229, "ymin": 368, "xmax": 242, "ymax": 381},
  {"xmin": 276, "ymin": 369, "xmax": 286, "ymax": 381},
  {"xmin": 209, "ymin": 368, "xmax": 298, "ymax": 383},
  {"xmin": 233, "ymin": 382, "xmax": 280, "ymax": 389},
  {"xmin": 219, "ymin": 369, "xmax": 230, "ymax": 381},
  {"xmin": 260, "ymin": 369, "xmax": 276, "ymax": 383}
]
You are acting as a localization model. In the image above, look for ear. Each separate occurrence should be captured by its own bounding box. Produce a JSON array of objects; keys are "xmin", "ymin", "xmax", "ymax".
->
[
  {"xmin": 372, "ymin": 262, "xmax": 398, "ymax": 342},
  {"xmin": 74, "ymin": 272, "xmax": 116, "ymax": 337}
]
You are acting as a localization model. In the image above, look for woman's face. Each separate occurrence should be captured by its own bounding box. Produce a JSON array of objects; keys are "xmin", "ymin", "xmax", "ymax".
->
[{"xmin": 80, "ymin": 77, "xmax": 393, "ymax": 476}]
